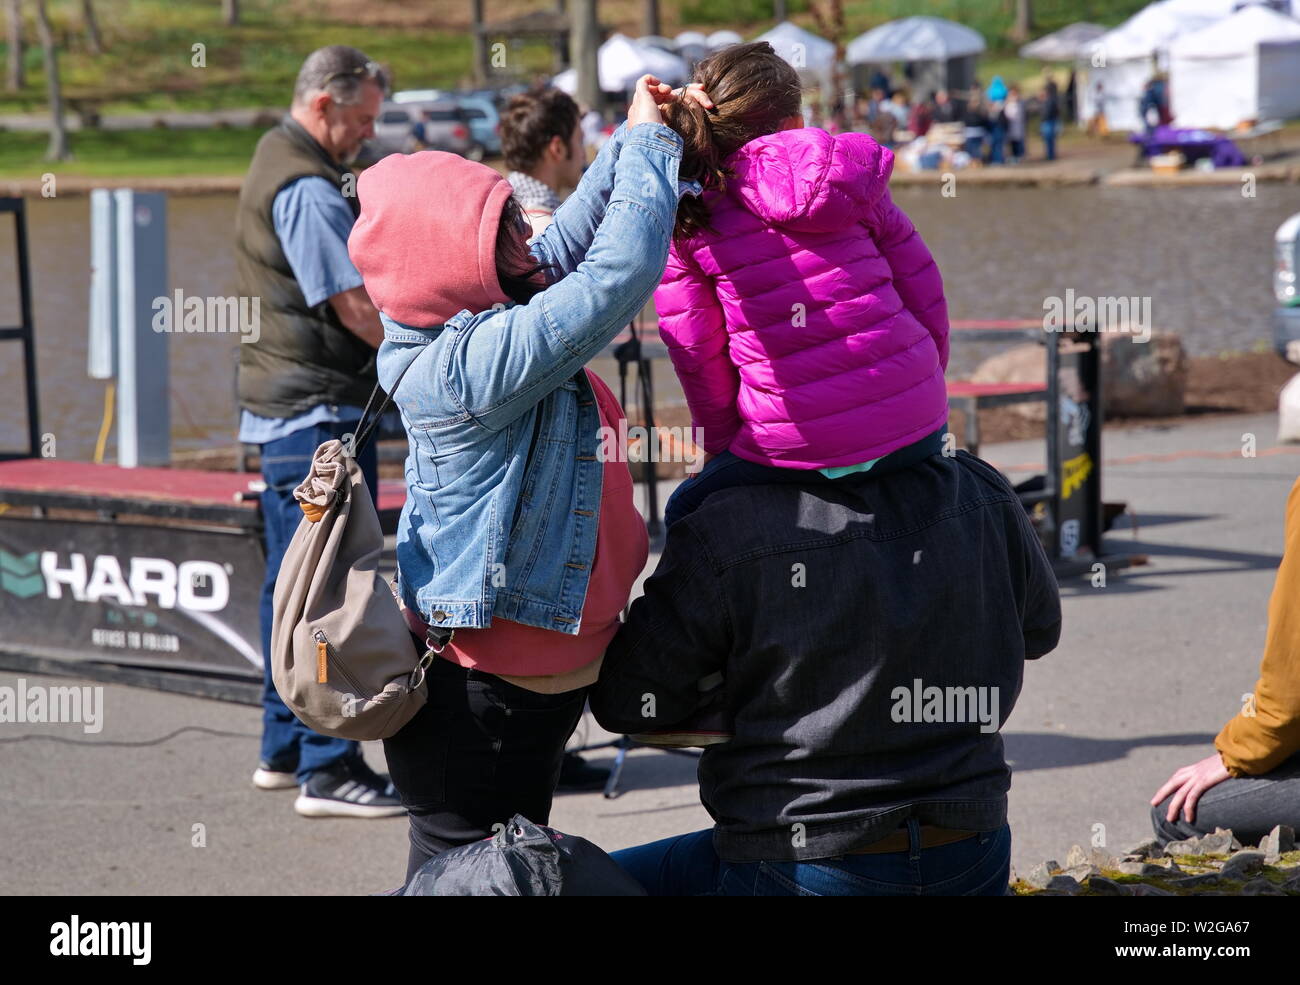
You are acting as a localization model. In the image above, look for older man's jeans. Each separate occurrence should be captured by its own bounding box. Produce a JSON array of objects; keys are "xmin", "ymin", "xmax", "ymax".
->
[
  {"xmin": 612, "ymin": 821, "xmax": 1012, "ymax": 896},
  {"xmin": 1151, "ymin": 752, "xmax": 1300, "ymax": 846},
  {"xmin": 258, "ymin": 420, "xmax": 377, "ymax": 783}
]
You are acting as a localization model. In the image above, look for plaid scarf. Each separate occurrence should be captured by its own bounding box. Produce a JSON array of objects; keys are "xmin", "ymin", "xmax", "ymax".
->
[{"xmin": 506, "ymin": 170, "xmax": 562, "ymax": 216}]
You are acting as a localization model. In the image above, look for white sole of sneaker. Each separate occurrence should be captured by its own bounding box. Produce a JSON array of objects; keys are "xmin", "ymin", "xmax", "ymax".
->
[
  {"xmin": 293, "ymin": 795, "xmax": 406, "ymax": 819},
  {"xmin": 252, "ymin": 768, "xmax": 299, "ymax": 790}
]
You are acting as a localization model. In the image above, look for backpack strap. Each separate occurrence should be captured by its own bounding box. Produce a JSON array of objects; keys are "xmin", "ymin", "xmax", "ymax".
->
[{"xmin": 352, "ymin": 353, "xmax": 417, "ymax": 457}]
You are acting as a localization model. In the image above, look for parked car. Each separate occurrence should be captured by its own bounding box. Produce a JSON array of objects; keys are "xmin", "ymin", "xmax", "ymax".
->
[
  {"xmin": 414, "ymin": 100, "xmax": 478, "ymax": 159},
  {"xmin": 373, "ymin": 102, "xmax": 423, "ymax": 154},
  {"xmin": 371, "ymin": 100, "xmax": 475, "ymax": 158},
  {"xmin": 454, "ymin": 95, "xmax": 501, "ymax": 158}
]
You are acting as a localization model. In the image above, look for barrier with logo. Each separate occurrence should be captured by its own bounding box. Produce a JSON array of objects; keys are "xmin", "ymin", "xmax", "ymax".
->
[{"xmin": 0, "ymin": 458, "xmax": 407, "ymax": 701}]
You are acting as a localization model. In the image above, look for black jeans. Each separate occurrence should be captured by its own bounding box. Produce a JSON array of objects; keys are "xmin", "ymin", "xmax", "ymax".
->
[
  {"xmin": 1150, "ymin": 751, "xmax": 1300, "ymax": 846},
  {"xmin": 382, "ymin": 655, "xmax": 588, "ymax": 885}
]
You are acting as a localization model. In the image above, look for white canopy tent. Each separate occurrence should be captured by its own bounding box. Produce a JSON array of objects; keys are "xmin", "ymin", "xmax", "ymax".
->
[
  {"xmin": 1019, "ymin": 22, "xmax": 1108, "ymax": 60},
  {"xmin": 844, "ymin": 16, "xmax": 985, "ymax": 101},
  {"xmin": 707, "ymin": 29, "xmax": 744, "ymax": 50},
  {"xmin": 1077, "ymin": 0, "xmax": 1241, "ymax": 130},
  {"xmin": 552, "ymin": 33, "xmax": 691, "ymax": 97},
  {"xmin": 1170, "ymin": 5, "xmax": 1300, "ymax": 127},
  {"xmin": 673, "ymin": 30, "xmax": 710, "ymax": 65},
  {"xmin": 845, "ymin": 15, "xmax": 986, "ymax": 61},
  {"xmin": 754, "ymin": 20, "xmax": 837, "ymax": 80}
]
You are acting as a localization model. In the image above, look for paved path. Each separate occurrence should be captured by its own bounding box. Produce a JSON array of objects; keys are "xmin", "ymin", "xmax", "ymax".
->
[{"xmin": 2, "ymin": 412, "xmax": 1297, "ymax": 893}]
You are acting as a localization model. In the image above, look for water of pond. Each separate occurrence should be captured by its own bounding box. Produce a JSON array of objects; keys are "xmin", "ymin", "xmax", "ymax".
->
[{"xmin": 2, "ymin": 183, "xmax": 1297, "ymax": 460}]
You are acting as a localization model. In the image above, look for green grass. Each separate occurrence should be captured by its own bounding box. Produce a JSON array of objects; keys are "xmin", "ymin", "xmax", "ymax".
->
[
  {"xmin": 0, "ymin": 126, "xmax": 264, "ymax": 179},
  {"xmin": 0, "ymin": 0, "xmax": 1151, "ymax": 118},
  {"xmin": 0, "ymin": 0, "xmax": 556, "ymax": 116},
  {"xmin": 0, "ymin": 0, "xmax": 1152, "ymax": 179}
]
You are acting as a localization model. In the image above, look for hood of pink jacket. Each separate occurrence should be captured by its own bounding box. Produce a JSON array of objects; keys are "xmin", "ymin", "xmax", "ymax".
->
[{"xmin": 723, "ymin": 127, "xmax": 894, "ymax": 233}]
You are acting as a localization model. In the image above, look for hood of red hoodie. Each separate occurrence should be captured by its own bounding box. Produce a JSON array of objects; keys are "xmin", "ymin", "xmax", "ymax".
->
[{"xmin": 348, "ymin": 150, "xmax": 514, "ymax": 327}]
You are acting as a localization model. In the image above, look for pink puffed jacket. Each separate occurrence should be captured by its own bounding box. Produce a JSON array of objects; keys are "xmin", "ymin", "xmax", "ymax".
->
[{"xmin": 655, "ymin": 127, "xmax": 950, "ymax": 468}]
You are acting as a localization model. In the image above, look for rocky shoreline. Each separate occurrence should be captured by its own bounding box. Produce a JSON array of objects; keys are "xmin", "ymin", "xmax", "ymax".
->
[{"xmin": 1013, "ymin": 825, "xmax": 1300, "ymax": 896}]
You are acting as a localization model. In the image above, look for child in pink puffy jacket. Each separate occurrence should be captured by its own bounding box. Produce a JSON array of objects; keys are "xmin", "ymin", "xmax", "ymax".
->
[{"xmin": 658, "ymin": 42, "xmax": 951, "ymax": 526}]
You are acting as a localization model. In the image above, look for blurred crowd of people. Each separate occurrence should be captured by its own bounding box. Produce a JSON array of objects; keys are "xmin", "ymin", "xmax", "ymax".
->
[{"xmin": 815, "ymin": 68, "xmax": 1079, "ymax": 166}]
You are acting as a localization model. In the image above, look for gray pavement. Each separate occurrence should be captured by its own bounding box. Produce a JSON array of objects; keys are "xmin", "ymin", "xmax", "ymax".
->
[{"xmin": 2, "ymin": 411, "xmax": 1297, "ymax": 894}]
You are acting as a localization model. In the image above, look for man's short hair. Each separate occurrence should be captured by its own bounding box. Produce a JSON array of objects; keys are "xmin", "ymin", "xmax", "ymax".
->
[
  {"xmin": 292, "ymin": 45, "xmax": 389, "ymax": 108},
  {"xmin": 501, "ymin": 88, "xmax": 581, "ymax": 172}
]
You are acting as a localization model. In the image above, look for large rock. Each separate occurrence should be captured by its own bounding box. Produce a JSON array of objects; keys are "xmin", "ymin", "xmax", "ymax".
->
[
  {"xmin": 967, "ymin": 330, "xmax": 1187, "ymax": 420},
  {"xmin": 1260, "ymin": 825, "xmax": 1296, "ymax": 864},
  {"xmin": 1220, "ymin": 850, "xmax": 1266, "ymax": 880}
]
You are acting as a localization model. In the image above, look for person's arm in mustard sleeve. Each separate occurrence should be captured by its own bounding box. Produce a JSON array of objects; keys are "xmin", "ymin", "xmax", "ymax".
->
[{"xmin": 1215, "ymin": 476, "xmax": 1300, "ymax": 775}]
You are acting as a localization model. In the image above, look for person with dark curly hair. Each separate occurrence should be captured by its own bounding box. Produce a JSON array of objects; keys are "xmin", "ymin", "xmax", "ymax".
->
[{"xmin": 500, "ymin": 87, "xmax": 585, "ymax": 240}]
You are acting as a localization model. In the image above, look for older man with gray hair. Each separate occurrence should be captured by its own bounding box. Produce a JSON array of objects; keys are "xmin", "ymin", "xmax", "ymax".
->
[{"xmin": 235, "ymin": 45, "xmax": 402, "ymax": 819}]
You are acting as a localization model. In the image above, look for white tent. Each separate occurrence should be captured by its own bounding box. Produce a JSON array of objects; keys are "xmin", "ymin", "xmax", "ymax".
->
[
  {"xmin": 707, "ymin": 29, "xmax": 744, "ymax": 50},
  {"xmin": 1019, "ymin": 22, "xmax": 1107, "ymax": 61},
  {"xmin": 754, "ymin": 20, "xmax": 837, "ymax": 78},
  {"xmin": 1170, "ymin": 5, "xmax": 1300, "ymax": 127},
  {"xmin": 1077, "ymin": 0, "xmax": 1240, "ymax": 130},
  {"xmin": 845, "ymin": 15, "xmax": 986, "ymax": 62},
  {"xmin": 552, "ymin": 33, "xmax": 691, "ymax": 96}
]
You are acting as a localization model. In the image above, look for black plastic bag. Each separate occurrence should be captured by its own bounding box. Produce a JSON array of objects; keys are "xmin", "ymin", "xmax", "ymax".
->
[{"xmin": 401, "ymin": 815, "xmax": 647, "ymax": 896}]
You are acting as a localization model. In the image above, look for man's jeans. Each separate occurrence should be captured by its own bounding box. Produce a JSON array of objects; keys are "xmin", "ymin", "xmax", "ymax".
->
[
  {"xmin": 611, "ymin": 821, "xmax": 1012, "ymax": 896},
  {"xmin": 1151, "ymin": 752, "xmax": 1300, "ymax": 847},
  {"xmin": 1040, "ymin": 120, "xmax": 1059, "ymax": 161},
  {"xmin": 258, "ymin": 420, "xmax": 378, "ymax": 783}
]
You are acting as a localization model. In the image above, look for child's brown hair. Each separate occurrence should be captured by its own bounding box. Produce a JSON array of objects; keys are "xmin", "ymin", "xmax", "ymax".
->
[{"xmin": 661, "ymin": 41, "xmax": 803, "ymax": 242}]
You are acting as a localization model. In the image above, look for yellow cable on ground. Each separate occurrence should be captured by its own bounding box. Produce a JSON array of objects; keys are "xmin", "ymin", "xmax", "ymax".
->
[{"xmin": 93, "ymin": 381, "xmax": 116, "ymax": 464}]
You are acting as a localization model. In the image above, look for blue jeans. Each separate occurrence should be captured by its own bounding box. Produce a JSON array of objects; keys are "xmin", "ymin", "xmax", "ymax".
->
[
  {"xmin": 1040, "ymin": 119, "xmax": 1059, "ymax": 161},
  {"xmin": 258, "ymin": 419, "xmax": 378, "ymax": 782},
  {"xmin": 612, "ymin": 821, "xmax": 1012, "ymax": 896},
  {"xmin": 988, "ymin": 123, "xmax": 1005, "ymax": 164}
]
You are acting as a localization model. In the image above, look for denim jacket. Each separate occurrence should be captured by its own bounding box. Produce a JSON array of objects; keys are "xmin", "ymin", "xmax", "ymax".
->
[{"xmin": 374, "ymin": 121, "xmax": 692, "ymax": 634}]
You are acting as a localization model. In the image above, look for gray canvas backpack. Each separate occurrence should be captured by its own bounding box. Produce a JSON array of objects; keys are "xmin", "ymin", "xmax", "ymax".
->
[{"xmin": 270, "ymin": 367, "xmax": 447, "ymax": 740}]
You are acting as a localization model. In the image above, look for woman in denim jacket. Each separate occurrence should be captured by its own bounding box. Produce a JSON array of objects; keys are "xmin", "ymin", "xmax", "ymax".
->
[{"xmin": 346, "ymin": 76, "xmax": 707, "ymax": 883}]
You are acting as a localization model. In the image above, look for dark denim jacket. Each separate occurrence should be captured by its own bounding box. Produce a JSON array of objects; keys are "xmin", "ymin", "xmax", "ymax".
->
[{"xmin": 589, "ymin": 451, "xmax": 1062, "ymax": 862}]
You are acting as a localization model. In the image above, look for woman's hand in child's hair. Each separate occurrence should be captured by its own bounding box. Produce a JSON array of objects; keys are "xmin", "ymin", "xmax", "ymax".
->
[
  {"xmin": 628, "ymin": 74, "xmax": 675, "ymax": 130},
  {"xmin": 629, "ymin": 76, "xmax": 715, "ymax": 131},
  {"xmin": 671, "ymin": 82, "xmax": 715, "ymax": 113}
]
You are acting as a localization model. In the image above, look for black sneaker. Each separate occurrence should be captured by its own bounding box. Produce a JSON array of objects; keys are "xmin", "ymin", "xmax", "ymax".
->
[
  {"xmin": 556, "ymin": 752, "xmax": 610, "ymax": 792},
  {"xmin": 294, "ymin": 753, "xmax": 406, "ymax": 819}
]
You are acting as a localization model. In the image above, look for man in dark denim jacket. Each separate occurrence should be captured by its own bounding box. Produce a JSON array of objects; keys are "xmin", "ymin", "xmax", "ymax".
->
[{"xmin": 589, "ymin": 450, "xmax": 1061, "ymax": 895}]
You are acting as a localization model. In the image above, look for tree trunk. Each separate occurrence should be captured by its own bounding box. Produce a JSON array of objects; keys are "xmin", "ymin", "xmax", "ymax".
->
[
  {"xmin": 222, "ymin": 0, "xmax": 238, "ymax": 28},
  {"xmin": 810, "ymin": 0, "xmax": 844, "ymax": 120},
  {"xmin": 470, "ymin": 0, "xmax": 488, "ymax": 85},
  {"xmin": 1011, "ymin": 0, "xmax": 1033, "ymax": 43},
  {"xmin": 34, "ymin": 0, "xmax": 68, "ymax": 161},
  {"xmin": 571, "ymin": 0, "xmax": 599, "ymax": 112},
  {"xmin": 5, "ymin": 0, "xmax": 22, "ymax": 91},
  {"xmin": 643, "ymin": 0, "xmax": 659, "ymax": 38},
  {"xmin": 81, "ymin": 0, "xmax": 102, "ymax": 54},
  {"xmin": 774, "ymin": 0, "xmax": 787, "ymax": 21}
]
